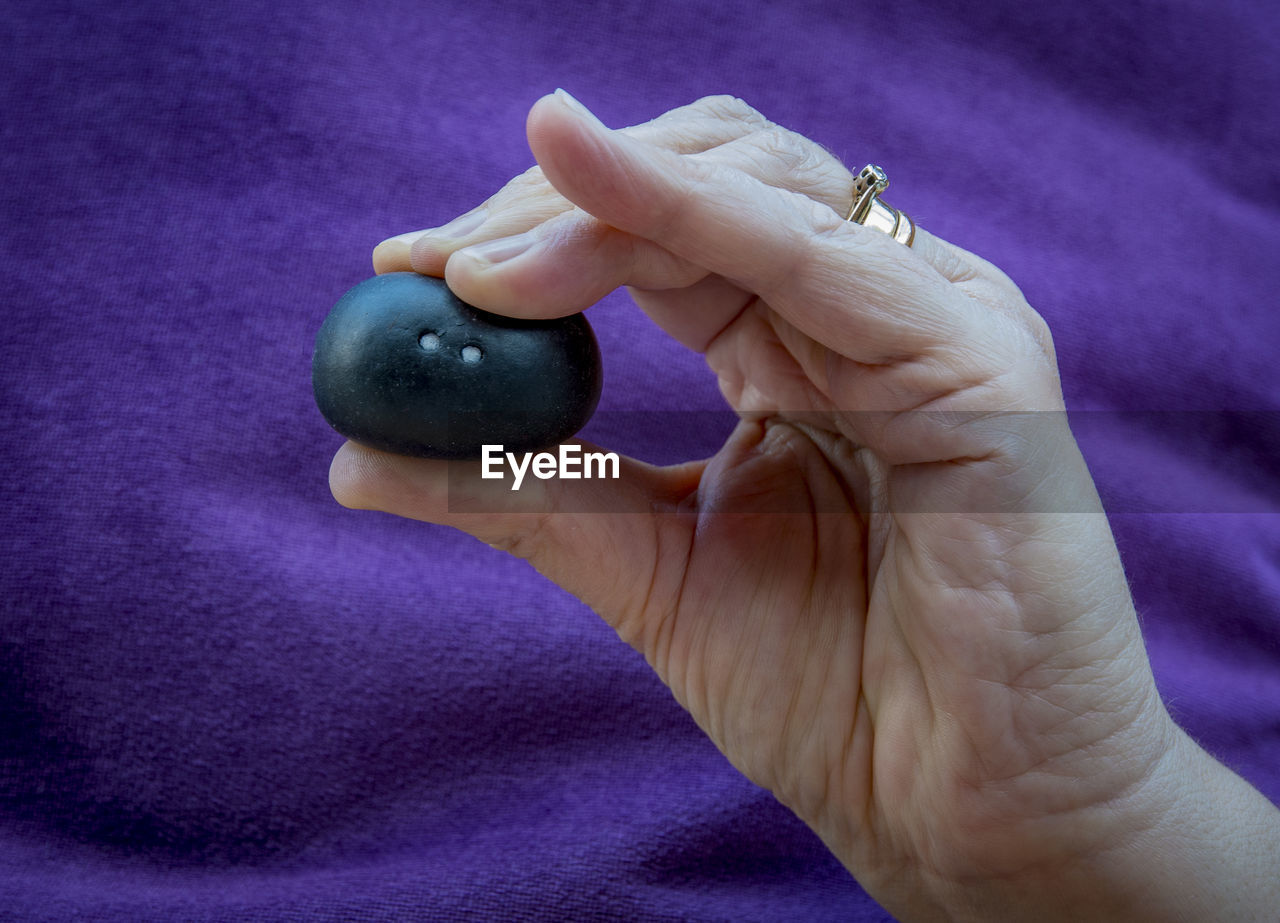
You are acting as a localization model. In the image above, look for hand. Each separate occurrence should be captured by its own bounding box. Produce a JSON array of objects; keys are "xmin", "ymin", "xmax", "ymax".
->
[{"xmin": 333, "ymin": 92, "xmax": 1280, "ymax": 920}]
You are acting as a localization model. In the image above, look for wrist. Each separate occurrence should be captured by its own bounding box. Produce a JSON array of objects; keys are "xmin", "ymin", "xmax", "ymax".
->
[
  {"xmin": 921, "ymin": 725, "xmax": 1280, "ymax": 922},
  {"xmin": 835, "ymin": 715, "xmax": 1280, "ymax": 922}
]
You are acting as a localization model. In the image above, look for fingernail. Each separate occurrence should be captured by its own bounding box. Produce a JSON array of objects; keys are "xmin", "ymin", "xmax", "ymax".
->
[
  {"xmin": 554, "ymin": 88, "xmax": 608, "ymax": 130},
  {"xmin": 372, "ymin": 232, "xmax": 422, "ymax": 268},
  {"xmin": 457, "ymin": 229, "xmax": 537, "ymax": 266},
  {"xmin": 373, "ymin": 231, "xmax": 424, "ymax": 253},
  {"xmin": 431, "ymin": 206, "xmax": 489, "ymax": 239}
]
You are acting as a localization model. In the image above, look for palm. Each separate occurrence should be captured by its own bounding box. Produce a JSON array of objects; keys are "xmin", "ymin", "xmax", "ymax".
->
[{"xmin": 620, "ymin": 290, "xmax": 1162, "ymax": 886}]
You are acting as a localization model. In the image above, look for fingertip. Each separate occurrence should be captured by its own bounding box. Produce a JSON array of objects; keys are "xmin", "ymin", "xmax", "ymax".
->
[
  {"xmin": 526, "ymin": 90, "xmax": 560, "ymax": 133},
  {"xmin": 328, "ymin": 441, "xmax": 375, "ymax": 509},
  {"xmin": 331, "ymin": 440, "xmax": 429, "ymax": 514},
  {"xmin": 526, "ymin": 90, "xmax": 616, "ymax": 195},
  {"xmin": 527, "ymin": 95, "xmax": 683, "ymax": 253},
  {"xmin": 525, "ymin": 95, "xmax": 572, "ymax": 175},
  {"xmin": 443, "ymin": 218, "xmax": 634, "ymax": 319},
  {"xmin": 527, "ymin": 88, "xmax": 604, "ymax": 140},
  {"xmin": 440, "ymin": 249, "xmax": 566, "ymax": 320},
  {"xmin": 440, "ymin": 247, "xmax": 501, "ymax": 312},
  {"xmin": 372, "ymin": 231, "xmax": 423, "ymax": 274}
]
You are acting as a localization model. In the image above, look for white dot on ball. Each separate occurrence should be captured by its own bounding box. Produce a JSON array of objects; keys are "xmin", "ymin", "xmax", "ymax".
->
[
  {"xmin": 461, "ymin": 345, "xmax": 483, "ymax": 363},
  {"xmin": 419, "ymin": 332, "xmax": 440, "ymax": 351}
]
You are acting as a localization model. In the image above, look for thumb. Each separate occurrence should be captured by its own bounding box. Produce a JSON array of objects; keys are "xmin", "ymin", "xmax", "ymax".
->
[{"xmin": 328, "ymin": 440, "xmax": 701, "ymax": 642}]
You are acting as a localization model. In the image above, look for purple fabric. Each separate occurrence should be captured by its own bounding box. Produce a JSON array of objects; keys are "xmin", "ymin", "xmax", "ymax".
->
[{"xmin": 3, "ymin": 0, "xmax": 1278, "ymax": 919}]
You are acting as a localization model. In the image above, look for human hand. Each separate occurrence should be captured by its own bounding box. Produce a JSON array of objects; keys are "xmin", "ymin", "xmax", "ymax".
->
[{"xmin": 333, "ymin": 93, "xmax": 1280, "ymax": 920}]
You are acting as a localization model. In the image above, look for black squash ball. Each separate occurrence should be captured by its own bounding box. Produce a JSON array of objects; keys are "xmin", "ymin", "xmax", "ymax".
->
[{"xmin": 313, "ymin": 273, "xmax": 602, "ymax": 459}]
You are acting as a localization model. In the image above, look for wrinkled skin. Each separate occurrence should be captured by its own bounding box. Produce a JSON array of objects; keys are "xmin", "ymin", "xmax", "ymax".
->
[{"xmin": 332, "ymin": 93, "xmax": 1280, "ymax": 921}]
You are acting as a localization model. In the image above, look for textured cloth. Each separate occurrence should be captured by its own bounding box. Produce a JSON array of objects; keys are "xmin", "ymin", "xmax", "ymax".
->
[{"xmin": 2, "ymin": 1, "xmax": 1278, "ymax": 920}]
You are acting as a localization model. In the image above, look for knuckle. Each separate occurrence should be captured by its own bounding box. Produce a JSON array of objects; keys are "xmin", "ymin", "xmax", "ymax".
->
[
  {"xmin": 754, "ymin": 126, "xmax": 812, "ymax": 171},
  {"xmin": 741, "ymin": 126, "xmax": 847, "ymax": 206},
  {"xmin": 1023, "ymin": 306, "xmax": 1058, "ymax": 363},
  {"xmin": 964, "ymin": 279, "xmax": 1060, "ymax": 367},
  {"xmin": 503, "ymin": 164, "xmax": 548, "ymax": 195},
  {"xmin": 691, "ymin": 94, "xmax": 768, "ymax": 128}
]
